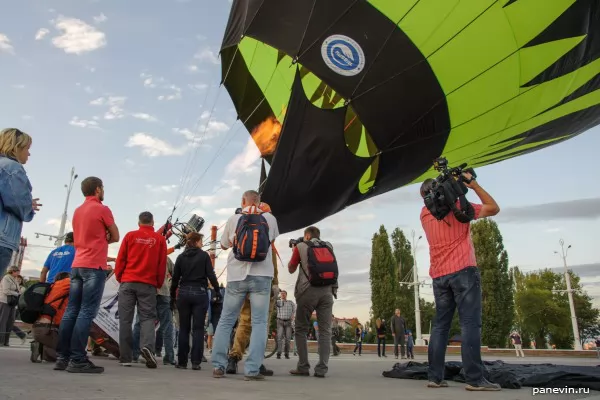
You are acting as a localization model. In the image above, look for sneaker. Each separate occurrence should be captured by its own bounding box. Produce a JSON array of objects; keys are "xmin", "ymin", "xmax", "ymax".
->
[
  {"xmin": 54, "ymin": 359, "xmax": 68, "ymax": 371},
  {"xmin": 465, "ymin": 379, "xmax": 501, "ymax": 391},
  {"xmin": 192, "ymin": 363, "xmax": 201, "ymax": 370},
  {"xmin": 141, "ymin": 347, "xmax": 157, "ymax": 369},
  {"xmin": 244, "ymin": 374, "xmax": 265, "ymax": 381},
  {"xmin": 66, "ymin": 360, "xmax": 104, "ymax": 374},
  {"xmin": 314, "ymin": 372, "xmax": 325, "ymax": 378},
  {"xmin": 120, "ymin": 362, "xmax": 132, "ymax": 367},
  {"xmin": 289, "ymin": 369, "xmax": 310, "ymax": 376},
  {"xmin": 427, "ymin": 380, "xmax": 449, "ymax": 388},
  {"xmin": 285, "ymin": 354, "xmax": 290, "ymax": 359},
  {"xmin": 213, "ymin": 367, "xmax": 225, "ymax": 378},
  {"xmin": 259, "ymin": 364, "xmax": 274, "ymax": 376},
  {"xmin": 276, "ymin": 354, "xmax": 281, "ymax": 359}
]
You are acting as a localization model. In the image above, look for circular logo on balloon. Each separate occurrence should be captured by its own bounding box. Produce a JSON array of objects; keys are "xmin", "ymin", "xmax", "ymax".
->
[{"xmin": 321, "ymin": 35, "xmax": 365, "ymax": 77}]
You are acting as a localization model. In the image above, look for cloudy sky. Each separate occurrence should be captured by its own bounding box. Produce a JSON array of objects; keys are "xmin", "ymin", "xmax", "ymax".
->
[{"xmin": 2, "ymin": 1, "xmax": 599, "ymax": 325}]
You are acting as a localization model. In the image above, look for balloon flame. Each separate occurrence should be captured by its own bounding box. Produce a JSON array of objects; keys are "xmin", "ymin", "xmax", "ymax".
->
[{"xmin": 251, "ymin": 115, "xmax": 281, "ymax": 156}]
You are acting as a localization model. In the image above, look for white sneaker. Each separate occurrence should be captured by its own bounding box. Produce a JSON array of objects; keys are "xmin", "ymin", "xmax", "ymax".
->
[{"xmin": 120, "ymin": 362, "xmax": 132, "ymax": 367}]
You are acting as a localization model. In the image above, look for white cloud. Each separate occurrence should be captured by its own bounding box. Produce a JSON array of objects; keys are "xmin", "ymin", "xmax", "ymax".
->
[
  {"xmin": 225, "ymin": 137, "xmax": 261, "ymax": 176},
  {"xmin": 357, "ymin": 214, "xmax": 376, "ymax": 221},
  {"xmin": 90, "ymin": 97, "xmax": 105, "ymax": 105},
  {"xmin": 21, "ymin": 115, "xmax": 33, "ymax": 120},
  {"xmin": 131, "ymin": 113, "xmax": 158, "ymax": 122},
  {"xmin": 187, "ymin": 65, "xmax": 199, "ymax": 73},
  {"xmin": 146, "ymin": 184, "xmax": 178, "ymax": 193},
  {"xmin": 194, "ymin": 48, "xmax": 219, "ymax": 65},
  {"xmin": 0, "ymin": 33, "xmax": 14, "ymax": 54},
  {"xmin": 158, "ymin": 85, "xmax": 182, "ymax": 101},
  {"xmin": 35, "ymin": 28, "xmax": 50, "ymax": 40},
  {"xmin": 93, "ymin": 13, "xmax": 108, "ymax": 23},
  {"xmin": 51, "ymin": 16, "xmax": 107, "ymax": 54},
  {"xmin": 69, "ymin": 116, "xmax": 100, "ymax": 129},
  {"xmin": 188, "ymin": 83, "xmax": 208, "ymax": 92},
  {"xmin": 86, "ymin": 65, "xmax": 96, "ymax": 72},
  {"xmin": 215, "ymin": 208, "xmax": 235, "ymax": 216},
  {"xmin": 103, "ymin": 96, "xmax": 127, "ymax": 120},
  {"xmin": 126, "ymin": 133, "xmax": 186, "ymax": 157},
  {"xmin": 173, "ymin": 119, "xmax": 229, "ymax": 145},
  {"xmin": 11, "ymin": 84, "xmax": 25, "ymax": 89},
  {"xmin": 125, "ymin": 158, "xmax": 135, "ymax": 167},
  {"xmin": 47, "ymin": 218, "xmax": 73, "ymax": 232}
]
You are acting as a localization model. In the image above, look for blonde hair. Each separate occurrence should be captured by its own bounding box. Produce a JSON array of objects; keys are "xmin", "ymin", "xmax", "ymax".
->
[{"xmin": 0, "ymin": 128, "xmax": 32, "ymax": 161}]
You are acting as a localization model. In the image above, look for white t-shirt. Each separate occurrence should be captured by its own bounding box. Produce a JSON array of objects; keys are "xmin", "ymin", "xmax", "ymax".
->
[{"xmin": 220, "ymin": 206, "xmax": 279, "ymax": 282}]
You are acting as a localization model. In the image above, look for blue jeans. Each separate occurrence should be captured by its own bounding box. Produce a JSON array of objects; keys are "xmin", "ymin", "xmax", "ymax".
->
[
  {"xmin": 212, "ymin": 276, "xmax": 271, "ymax": 376},
  {"xmin": 428, "ymin": 266, "xmax": 484, "ymax": 385},
  {"xmin": 0, "ymin": 246, "xmax": 13, "ymax": 276},
  {"xmin": 133, "ymin": 295, "xmax": 174, "ymax": 363},
  {"xmin": 56, "ymin": 268, "xmax": 106, "ymax": 363}
]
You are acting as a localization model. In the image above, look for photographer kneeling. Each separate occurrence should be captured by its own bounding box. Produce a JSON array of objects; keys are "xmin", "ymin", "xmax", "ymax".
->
[
  {"xmin": 420, "ymin": 169, "xmax": 500, "ymax": 391},
  {"xmin": 288, "ymin": 226, "xmax": 337, "ymax": 378}
]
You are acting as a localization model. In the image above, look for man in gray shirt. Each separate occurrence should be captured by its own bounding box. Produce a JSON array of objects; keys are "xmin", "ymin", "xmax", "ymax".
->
[{"xmin": 391, "ymin": 308, "xmax": 406, "ymax": 359}]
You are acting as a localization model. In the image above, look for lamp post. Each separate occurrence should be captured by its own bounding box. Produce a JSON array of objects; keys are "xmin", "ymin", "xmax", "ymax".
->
[
  {"xmin": 412, "ymin": 230, "xmax": 424, "ymax": 345},
  {"xmin": 55, "ymin": 167, "xmax": 78, "ymax": 247},
  {"xmin": 554, "ymin": 239, "xmax": 581, "ymax": 350}
]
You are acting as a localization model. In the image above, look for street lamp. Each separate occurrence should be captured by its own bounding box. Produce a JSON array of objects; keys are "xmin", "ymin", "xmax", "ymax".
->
[
  {"xmin": 412, "ymin": 230, "xmax": 424, "ymax": 345},
  {"xmin": 55, "ymin": 167, "xmax": 78, "ymax": 247},
  {"xmin": 554, "ymin": 239, "xmax": 581, "ymax": 350}
]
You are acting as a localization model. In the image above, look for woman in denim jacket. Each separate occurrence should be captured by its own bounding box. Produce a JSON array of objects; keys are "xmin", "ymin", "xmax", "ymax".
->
[{"xmin": 0, "ymin": 128, "xmax": 41, "ymax": 275}]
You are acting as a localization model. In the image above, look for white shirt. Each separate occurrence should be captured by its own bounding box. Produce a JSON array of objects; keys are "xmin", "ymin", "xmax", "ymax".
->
[{"xmin": 220, "ymin": 206, "xmax": 279, "ymax": 282}]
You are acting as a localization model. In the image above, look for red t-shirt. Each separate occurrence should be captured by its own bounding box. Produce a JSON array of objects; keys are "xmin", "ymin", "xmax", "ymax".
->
[
  {"xmin": 114, "ymin": 225, "xmax": 167, "ymax": 288},
  {"xmin": 420, "ymin": 202, "xmax": 483, "ymax": 279},
  {"xmin": 72, "ymin": 196, "xmax": 115, "ymax": 269}
]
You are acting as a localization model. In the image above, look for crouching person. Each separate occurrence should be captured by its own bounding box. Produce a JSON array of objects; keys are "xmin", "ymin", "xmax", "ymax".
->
[{"xmin": 31, "ymin": 272, "xmax": 71, "ymax": 362}]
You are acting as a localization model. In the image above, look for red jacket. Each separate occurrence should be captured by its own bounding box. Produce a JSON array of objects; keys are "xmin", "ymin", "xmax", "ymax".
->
[{"xmin": 115, "ymin": 225, "xmax": 167, "ymax": 288}]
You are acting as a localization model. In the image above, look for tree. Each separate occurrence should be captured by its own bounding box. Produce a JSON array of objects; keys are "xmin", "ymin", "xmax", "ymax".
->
[
  {"xmin": 471, "ymin": 219, "xmax": 514, "ymax": 348},
  {"xmin": 567, "ymin": 272, "xmax": 600, "ymax": 347},
  {"xmin": 369, "ymin": 225, "xmax": 398, "ymax": 327},
  {"xmin": 391, "ymin": 228, "xmax": 416, "ymax": 331}
]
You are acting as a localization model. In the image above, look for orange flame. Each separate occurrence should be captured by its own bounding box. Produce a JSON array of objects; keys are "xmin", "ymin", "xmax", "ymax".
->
[{"xmin": 251, "ymin": 115, "xmax": 281, "ymax": 156}]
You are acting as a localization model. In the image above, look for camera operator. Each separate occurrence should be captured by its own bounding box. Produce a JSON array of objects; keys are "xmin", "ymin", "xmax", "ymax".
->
[
  {"xmin": 420, "ymin": 171, "xmax": 500, "ymax": 391},
  {"xmin": 287, "ymin": 226, "xmax": 336, "ymax": 378}
]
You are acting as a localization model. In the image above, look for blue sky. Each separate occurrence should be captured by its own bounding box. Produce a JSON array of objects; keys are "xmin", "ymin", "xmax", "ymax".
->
[{"xmin": 1, "ymin": 0, "xmax": 599, "ymax": 324}]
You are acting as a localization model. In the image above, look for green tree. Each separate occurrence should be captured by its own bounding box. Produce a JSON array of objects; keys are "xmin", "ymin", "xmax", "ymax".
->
[
  {"xmin": 567, "ymin": 272, "xmax": 600, "ymax": 347},
  {"xmin": 471, "ymin": 219, "xmax": 514, "ymax": 348},
  {"xmin": 390, "ymin": 228, "xmax": 416, "ymax": 331},
  {"xmin": 369, "ymin": 225, "xmax": 397, "ymax": 327}
]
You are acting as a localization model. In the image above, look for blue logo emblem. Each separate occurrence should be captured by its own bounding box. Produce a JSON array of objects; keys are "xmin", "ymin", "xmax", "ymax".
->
[{"xmin": 321, "ymin": 35, "xmax": 365, "ymax": 77}]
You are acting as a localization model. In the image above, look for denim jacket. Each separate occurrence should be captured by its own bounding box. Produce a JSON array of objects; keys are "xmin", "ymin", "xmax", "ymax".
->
[{"xmin": 0, "ymin": 155, "xmax": 35, "ymax": 251}]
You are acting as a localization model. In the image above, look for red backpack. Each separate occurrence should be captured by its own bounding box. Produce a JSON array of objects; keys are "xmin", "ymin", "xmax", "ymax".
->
[{"xmin": 301, "ymin": 240, "xmax": 338, "ymax": 286}]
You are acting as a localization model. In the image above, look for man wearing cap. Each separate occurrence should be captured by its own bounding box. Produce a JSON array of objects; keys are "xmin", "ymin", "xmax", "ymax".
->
[{"xmin": 40, "ymin": 232, "xmax": 75, "ymax": 283}]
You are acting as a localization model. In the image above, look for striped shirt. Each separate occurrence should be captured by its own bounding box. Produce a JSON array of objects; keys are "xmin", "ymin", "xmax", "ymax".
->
[{"xmin": 420, "ymin": 203, "xmax": 483, "ymax": 279}]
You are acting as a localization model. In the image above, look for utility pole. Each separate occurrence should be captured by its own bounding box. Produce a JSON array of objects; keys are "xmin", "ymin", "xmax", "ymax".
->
[
  {"xmin": 412, "ymin": 230, "xmax": 424, "ymax": 346},
  {"xmin": 35, "ymin": 167, "xmax": 78, "ymax": 247},
  {"xmin": 554, "ymin": 239, "xmax": 582, "ymax": 350}
]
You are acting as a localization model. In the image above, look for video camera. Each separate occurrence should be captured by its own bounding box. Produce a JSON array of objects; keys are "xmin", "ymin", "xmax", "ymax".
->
[
  {"xmin": 289, "ymin": 237, "xmax": 304, "ymax": 248},
  {"xmin": 423, "ymin": 157, "xmax": 477, "ymax": 223}
]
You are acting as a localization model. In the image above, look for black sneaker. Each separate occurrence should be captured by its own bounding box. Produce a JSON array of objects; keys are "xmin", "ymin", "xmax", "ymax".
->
[
  {"xmin": 259, "ymin": 364, "xmax": 274, "ymax": 376},
  {"xmin": 141, "ymin": 347, "xmax": 157, "ymax": 369},
  {"xmin": 226, "ymin": 358, "xmax": 238, "ymax": 374},
  {"xmin": 66, "ymin": 360, "xmax": 104, "ymax": 373},
  {"xmin": 54, "ymin": 359, "xmax": 68, "ymax": 371},
  {"xmin": 466, "ymin": 379, "xmax": 501, "ymax": 391},
  {"xmin": 192, "ymin": 363, "xmax": 201, "ymax": 370}
]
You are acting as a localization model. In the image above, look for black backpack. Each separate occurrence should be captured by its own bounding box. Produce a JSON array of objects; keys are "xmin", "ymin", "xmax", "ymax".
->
[
  {"xmin": 302, "ymin": 240, "xmax": 338, "ymax": 287},
  {"xmin": 17, "ymin": 282, "xmax": 62, "ymax": 324},
  {"xmin": 233, "ymin": 207, "xmax": 270, "ymax": 262}
]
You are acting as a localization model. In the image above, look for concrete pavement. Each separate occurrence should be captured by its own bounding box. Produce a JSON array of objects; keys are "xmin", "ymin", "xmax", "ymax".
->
[{"xmin": 0, "ymin": 341, "xmax": 598, "ymax": 400}]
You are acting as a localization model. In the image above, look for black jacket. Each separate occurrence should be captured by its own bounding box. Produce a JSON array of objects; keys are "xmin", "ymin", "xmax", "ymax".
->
[{"xmin": 170, "ymin": 247, "xmax": 219, "ymax": 298}]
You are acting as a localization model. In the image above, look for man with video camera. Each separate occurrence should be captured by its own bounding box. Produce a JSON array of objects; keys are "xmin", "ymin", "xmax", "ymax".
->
[
  {"xmin": 287, "ymin": 226, "xmax": 337, "ymax": 378},
  {"xmin": 420, "ymin": 166, "xmax": 500, "ymax": 391}
]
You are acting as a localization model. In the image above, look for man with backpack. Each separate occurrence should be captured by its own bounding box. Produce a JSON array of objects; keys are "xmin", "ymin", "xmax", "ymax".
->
[
  {"xmin": 212, "ymin": 190, "xmax": 279, "ymax": 381},
  {"xmin": 288, "ymin": 226, "xmax": 337, "ymax": 378}
]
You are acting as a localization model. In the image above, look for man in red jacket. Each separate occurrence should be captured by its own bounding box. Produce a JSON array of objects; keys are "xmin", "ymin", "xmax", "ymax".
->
[{"xmin": 115, "ymin": 211, "xmax": 167, "ymax": 369}]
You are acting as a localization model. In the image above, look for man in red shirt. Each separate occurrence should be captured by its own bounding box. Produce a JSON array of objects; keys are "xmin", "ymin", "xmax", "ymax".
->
[
  {"xmin": 55, "ymin": 176, "xmax": 119, "ymax": 374},
  {"xmin": 420, "ymin": 171, "xmax": 500, "ymax": 391},
  {"xmin": 115, "ymin": 211, "xmax": 167, "ymax": 369}
]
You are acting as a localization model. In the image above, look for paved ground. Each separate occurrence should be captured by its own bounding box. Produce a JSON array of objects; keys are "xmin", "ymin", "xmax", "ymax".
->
[{"xmin": 1, "ymin": 340, "xmax": 598, "ymax": 400}]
